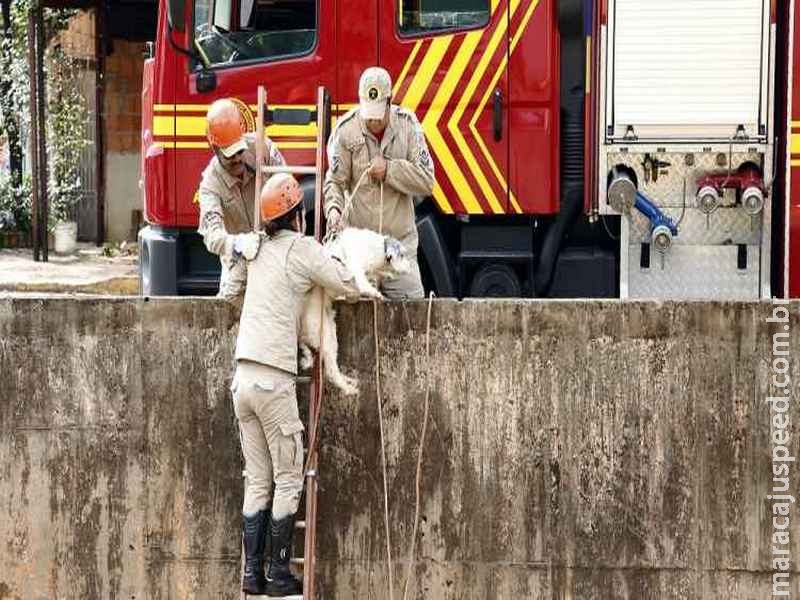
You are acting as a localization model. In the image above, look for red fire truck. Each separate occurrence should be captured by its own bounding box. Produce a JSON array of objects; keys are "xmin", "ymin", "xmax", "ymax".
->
[{"xmin": 139, "ymin": 0, "xmax": 800, "ymax": 299}]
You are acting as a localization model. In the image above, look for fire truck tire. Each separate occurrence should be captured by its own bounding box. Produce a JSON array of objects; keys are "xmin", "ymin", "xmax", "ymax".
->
[
  {"xmin": 417, "ymin": 213, "xmax": 456, "ymax": 297},
  {"xmin": 469, "ymin": 263, "xmax": 521, "ymax": 298}
]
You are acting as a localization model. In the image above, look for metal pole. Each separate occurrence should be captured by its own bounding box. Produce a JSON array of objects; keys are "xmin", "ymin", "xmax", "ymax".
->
[
  {"xmin": 95, "ymin": 0, "xmax": 106, "ymax": 245},
  {"xmin": 35, "ymin": 3, "xmax": 48, "ymax": 261},
  {"xmin": 255, "ymin": 86, "xmax": 265, "ymax": 231},
  {"xmin": 26, "ymin": 10, "xmax": 40, "ymax": 261}
]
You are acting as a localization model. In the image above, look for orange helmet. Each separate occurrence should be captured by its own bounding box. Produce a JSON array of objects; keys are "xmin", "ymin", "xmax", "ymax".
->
[
  {"xmin": 206, "ymin": 99, "xmax": 246, "ymax": 157},
  {"xmin": 260, "ymin": 173, "xmax": 304, "ymax": 222}
]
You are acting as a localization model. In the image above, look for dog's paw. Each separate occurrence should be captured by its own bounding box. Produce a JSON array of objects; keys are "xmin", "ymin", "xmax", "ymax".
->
[
  {"xmin": 299, "ymin": 346, "xmax": 314, "ymax": 370},
  {"xmin": 339, "ymin": 376, "xmax": 359, "ymax": 396}
]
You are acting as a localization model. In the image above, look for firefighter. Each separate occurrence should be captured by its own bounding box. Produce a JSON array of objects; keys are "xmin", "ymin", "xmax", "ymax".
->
[
  {"xmin": 324, "ymin": 66, "xmax": 435, "ymax": 299},
  {"xmin": 198, "ymin": 98, "xmax": 286, "ymax": 298},
  {"xmin": 231, "ymin": 173, "xmax": 361, "ymax": 596}
]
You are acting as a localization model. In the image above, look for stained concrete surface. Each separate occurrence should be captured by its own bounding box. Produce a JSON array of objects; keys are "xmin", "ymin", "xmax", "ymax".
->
[{"xmin": 0, "ymin": 298, "xmax": 798, "ymax": 599}]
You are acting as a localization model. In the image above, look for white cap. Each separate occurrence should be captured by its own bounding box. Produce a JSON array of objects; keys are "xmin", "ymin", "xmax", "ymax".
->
[{"xmin": 358, "ymin": 67, "xmax": 392, "ymax": 120}]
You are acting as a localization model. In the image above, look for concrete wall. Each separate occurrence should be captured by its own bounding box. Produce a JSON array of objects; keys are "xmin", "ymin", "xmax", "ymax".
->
[{"xmin": 0, "ymin": 298, "xmax": 798, "ymax": 599}]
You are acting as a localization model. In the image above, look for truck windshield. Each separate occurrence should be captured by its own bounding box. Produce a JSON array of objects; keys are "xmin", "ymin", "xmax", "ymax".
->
[{"xmin": 193, "ymin": 0, "xmax": 316, "ymax": 67}]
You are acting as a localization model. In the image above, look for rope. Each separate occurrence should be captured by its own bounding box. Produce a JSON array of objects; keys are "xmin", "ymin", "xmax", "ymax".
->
[
  {"xmin": 302, "ymin": 294, "xmax": 325, "ymax": 475},
  {"xmin": 373, "ymin": 179, "xmax": 396, "ymax": 600},
  {"xmin": 373, "ymin": 298, "xmax": 394, "ymax": 600},
  {"xmin": 323, "ymin": 168, "xmax": 370, "ymax": 244},
  {"xmin": 401, "ymin": 291, "xmax": 435, "ymax": 600}
]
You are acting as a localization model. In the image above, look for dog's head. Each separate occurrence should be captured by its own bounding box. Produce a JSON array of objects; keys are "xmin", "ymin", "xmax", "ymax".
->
[{"xmin": 382, "ymin": 236, "xmax": 411, "ymax": 277}]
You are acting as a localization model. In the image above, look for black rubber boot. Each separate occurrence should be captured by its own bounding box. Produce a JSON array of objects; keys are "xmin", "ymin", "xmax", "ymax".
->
[
  {"xmin": 241, "ymin": 510, "xmax": 268, "ymax": 595},
  {"xmin": 264, "ymin": 514, "xmax": 303, "ymax": 597}
]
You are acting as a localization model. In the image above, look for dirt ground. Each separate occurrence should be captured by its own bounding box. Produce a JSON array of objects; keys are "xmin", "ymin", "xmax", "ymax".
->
[{"xmin": 0, "ymin": 243, "xmax": 138, "ymax": 295}]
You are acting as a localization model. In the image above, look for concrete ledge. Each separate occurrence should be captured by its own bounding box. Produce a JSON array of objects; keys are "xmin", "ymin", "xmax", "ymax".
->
[{"xmin": 0, "ymin": 298, "xmax": 798, "ymax": 598}]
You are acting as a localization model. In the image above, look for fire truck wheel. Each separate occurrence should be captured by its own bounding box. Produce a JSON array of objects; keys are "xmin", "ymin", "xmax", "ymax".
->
[{"xmin": 469, "ymin": 263, "xmax": 521, "ymax": 298}]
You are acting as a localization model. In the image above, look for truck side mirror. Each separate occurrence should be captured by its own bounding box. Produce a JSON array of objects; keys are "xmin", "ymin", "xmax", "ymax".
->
[{"xmin": 167, "ymin": 0, "xmax": 185, "ymax": 33}]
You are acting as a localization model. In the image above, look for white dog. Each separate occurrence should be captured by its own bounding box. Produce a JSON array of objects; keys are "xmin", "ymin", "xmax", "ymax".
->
[{"xmin": 299, "ymin": 227, "xmax": 412, "ymax": 395}]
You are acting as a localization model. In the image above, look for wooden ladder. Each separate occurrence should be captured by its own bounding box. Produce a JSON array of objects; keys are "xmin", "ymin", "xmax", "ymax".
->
[{"xmin": 242, "ymin": 85, "xmax": 332, "ymax": 600}]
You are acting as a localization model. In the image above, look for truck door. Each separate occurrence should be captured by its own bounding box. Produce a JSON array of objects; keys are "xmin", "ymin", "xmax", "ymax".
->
[
  {"xmin": 173, "ymin": 0, "xmax": 335, "ymax": 226},
  {"xmin": 336, "ymin": 0, "xmax": 379, "ymax": 107},
  {"xmin": 380, "ymin": 0, "xmax": 509, "ymax": 216},
  {"xmin": 508, "ymin": 0, "xmax": 559, "ymax": 215}
]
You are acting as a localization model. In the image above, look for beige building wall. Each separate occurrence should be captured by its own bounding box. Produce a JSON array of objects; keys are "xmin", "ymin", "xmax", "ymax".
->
[{"xmin": 62, "ymin": 12, "xmax": 146, "ymax": 242}]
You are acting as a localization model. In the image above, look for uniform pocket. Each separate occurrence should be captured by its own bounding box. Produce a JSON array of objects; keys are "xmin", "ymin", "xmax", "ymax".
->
[
  {"xmin": 254, "ymin": 380, "xmax": 275, "ymax": 393},
  {"xmin": 278, "ymin": 420, "xmax": 305, "ymax": 468}
]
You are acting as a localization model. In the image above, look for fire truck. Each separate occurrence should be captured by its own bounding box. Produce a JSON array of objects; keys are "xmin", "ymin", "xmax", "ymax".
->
[{"xmin": 139, "ymin": 0, "xmax": 800, "ymax": 299}]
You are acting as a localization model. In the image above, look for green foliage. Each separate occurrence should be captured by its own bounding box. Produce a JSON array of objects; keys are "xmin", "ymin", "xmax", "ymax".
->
[
  {"xmin": 0, "ymin": 2, "xmax": 88, "ymax": 230},
  {"xmin": 47, "ymin": 43, "xmax": 89, "ymax": 226},
  {"xmin": 0, "ymin": 173, "xmax": 31, "ymax": 232}
]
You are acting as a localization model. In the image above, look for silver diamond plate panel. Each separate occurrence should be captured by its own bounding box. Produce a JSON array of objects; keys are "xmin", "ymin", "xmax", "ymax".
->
[
  {"xmin": 627, "ymin": 245, "xmax": 761, "ymax": 300},
  {"xmin": 607, "ymin": 152, "xmax": 763, "ymax": 208},
  {"xmin": 628, "ymin": 207, "xmax": 762, "ymax": 246}
]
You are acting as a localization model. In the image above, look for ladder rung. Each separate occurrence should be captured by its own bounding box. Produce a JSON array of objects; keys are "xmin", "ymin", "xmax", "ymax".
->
[
  {"xmin": 295, "ymin": 520, "xmax": 306, "ymax": 529},
  {"xmin": 295, "ymin": 375, "xmax": 311, "ymax": 385},
  {"xmin": 263, "ymin": 165, "xmax": 317, "ymax": 175},
  {"xmin": 290, "ymin": 557, "xmax": 305, "ymax": 566}
]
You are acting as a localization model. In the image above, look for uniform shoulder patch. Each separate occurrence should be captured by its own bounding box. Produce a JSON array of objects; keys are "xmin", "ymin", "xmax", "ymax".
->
[
  {"xmin": 336, "ymin": 108, "xmax": 360, "ymax": 129},
  {"xmin": 394, "ymin": 106, "xmax": 418, "ymax": 122}
]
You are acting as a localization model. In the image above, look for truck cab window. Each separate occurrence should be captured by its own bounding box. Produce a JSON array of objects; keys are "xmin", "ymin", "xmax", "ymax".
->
[
  {"xmin": 399, "ymin": 0, "xmax": 489, "ymax": 35},
  {"xmin": 193, "ymin": 0, "xmax": 316, "ymax": 67}
]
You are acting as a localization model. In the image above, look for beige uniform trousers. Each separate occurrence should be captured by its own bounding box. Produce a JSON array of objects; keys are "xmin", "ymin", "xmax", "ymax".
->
[{"xmin": 232, "ymin": 360, "xmax": 304, "ymax": 518}]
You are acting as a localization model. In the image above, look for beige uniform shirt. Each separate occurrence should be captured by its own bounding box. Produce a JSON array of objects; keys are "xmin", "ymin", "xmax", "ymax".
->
[
  {"xmin": 198, "ymin": 133, "xmax": 285, "ymax": 296},
  {"xmin": 323, "ymin": 105, "xmax": 435, "ymax": 254},
  {"xmin": 234, "ymin": 230, "xmax": 360, "ymax": 374}
]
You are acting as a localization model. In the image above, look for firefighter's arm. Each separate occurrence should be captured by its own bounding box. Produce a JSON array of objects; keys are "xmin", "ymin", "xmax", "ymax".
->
[
  {"xmin": 384, "ymin": 116, "xmax": 435, "ymax": 197},
  {"xmin": 198, "ymin": 190, "xmax": 260, "ymax": 259},
  {"xmin": 198, "ymin": 190, "xmax": 235, "ymax": 258},
  {"xmin": 323, "ymin": 128, "xmax": 350, "ymax": 221},
  {"xmin": 219, "ymin": 259, "xmax": 247, "ymax": 308}
]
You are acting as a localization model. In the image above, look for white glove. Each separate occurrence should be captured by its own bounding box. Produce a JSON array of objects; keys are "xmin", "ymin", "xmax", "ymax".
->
[{"xmin": 232, "ymin": 233, "xmax": 261, "ymax": 260}]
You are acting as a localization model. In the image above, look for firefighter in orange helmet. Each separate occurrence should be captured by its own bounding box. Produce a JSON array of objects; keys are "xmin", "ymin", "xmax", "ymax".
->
[
  {"xmin": 229, "ymin": 173, "xmax": 361, "ymax": 596},
  {"xmin": 198, "ymin": 98, "xmax": 286, "ymax": 298}
]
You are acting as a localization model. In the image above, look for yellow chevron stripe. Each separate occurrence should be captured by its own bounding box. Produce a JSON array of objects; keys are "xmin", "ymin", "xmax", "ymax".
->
[
  {"xmin": 156, "ymin": 115, "xmax": 317, "ymax": 138},
  {"xmin": 397, "ymin": 35, "xmax": 455, "ymax": 213},
  {"xmin": 424, "ymin": 35, "xmax": 484, "ymax": 215},
  {"xmin": 792, "ymin": 133, "xmax": 800, "ymax": 155},
  {"xmin": 586, "ymin": 37, "xmax": 592, "ymax": 95},
  {"xmin": 403, "ymin": 36, "xmax": 451, "ymax": 113},
  {"xmin": 275, "ymin": 141, "xmax": 317, "ymax": 149},
  {"xmin": 155, "ymin": 103, "xmax": 317, "ymax": 113},
  {"xmin": 393, "ymin": 40, "xmax": 423, "ymax": 96},
  {"xmin": 153, "ymin": 115, "xmax": 175, "ymax": 137},
  {"xmin": 448, "ymin": 4, "xmax": 510, "ymax": 215},
  {"xmin": 471, "ymin": 0, "xmax": 539, "ymax": 214},
  {"xmin": 249, "ymin": 104, "xmax": 316, "ymax": 111},
  {"xmin": 155, "ymin": 140, "xmax": 317, "ymax": 150},
  {"xmin": 792, "ymin": 159, "xmax": 800, "ymax": 167}
]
